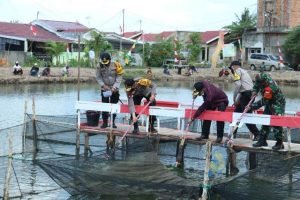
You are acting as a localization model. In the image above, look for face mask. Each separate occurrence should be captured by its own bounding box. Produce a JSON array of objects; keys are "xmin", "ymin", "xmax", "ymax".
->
[{"xmin": 192, "ymin": 89, "xmax": 204, "ymax": 99}]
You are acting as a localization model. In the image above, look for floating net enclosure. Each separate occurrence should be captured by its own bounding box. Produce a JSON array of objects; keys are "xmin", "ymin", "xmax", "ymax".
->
[{"xmin": 1, "ymin": 113, "xmax": 300, "ymax": 199}]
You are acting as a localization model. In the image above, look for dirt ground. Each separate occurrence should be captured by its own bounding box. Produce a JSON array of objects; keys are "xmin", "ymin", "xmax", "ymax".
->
[{"xmin": 1, "ymin": 66, "xmax": 300, "ymax": 85}]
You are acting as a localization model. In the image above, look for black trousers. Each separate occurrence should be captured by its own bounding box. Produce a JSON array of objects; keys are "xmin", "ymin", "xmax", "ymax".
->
[
  {"xmin": 132, "ymin": 94, "xmax": 156, "ymax": 127},
  {"xmin": 101, "ymin": 90, "xmax": 120, "ymax": 121},
  {"xmin": 233, "ymin": 91, "xmax": 260, "ymax": 136},
  {"xmin": 202, "ymin": 102, "xmax": 227, "ymax": 138}
]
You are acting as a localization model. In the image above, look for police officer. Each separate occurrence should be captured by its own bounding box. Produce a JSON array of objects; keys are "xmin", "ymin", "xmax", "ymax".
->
[
  {"xmin": 227, "ymin": 61, "xmax": 260, "ymax": 140},
  {"xmin": 124, "ymin": 78, "xmax": 157, "ymax": 134},
  {"xmin": 96, "ymin": 52, "xmax": 123, "ymax": 128},
  {"xmin": 251, "ymin": 67, "xmax": 286, "ymax": 150},
  {"xmin": 190, "ymin": 81, "xmax": 229, "ymax": 143}
]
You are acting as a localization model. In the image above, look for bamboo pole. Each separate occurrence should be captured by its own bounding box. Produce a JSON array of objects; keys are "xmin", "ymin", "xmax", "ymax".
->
[
  {"xmin": 201, "ymin": 141, "xmax": 212, "ymax": 200},
  {"xmin": 22, "ymin": 100, "xmax": 28, "ymax": 154},
  {"xmin": 32, "ymin": 96, "xmax": 38, "ymax": 155},
  {"xmin": 76, "ymin": 34, "xmax": 81, "ymax": 157},
  {"xmin": 3, "ymin": 135, "xmax": 13, "ymax": 200}
]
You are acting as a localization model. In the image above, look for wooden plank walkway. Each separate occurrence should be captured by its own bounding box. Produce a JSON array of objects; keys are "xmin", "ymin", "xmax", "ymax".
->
[{"xmin": 80, "ymin": 123, "xmax": 300, "ymax": 155}]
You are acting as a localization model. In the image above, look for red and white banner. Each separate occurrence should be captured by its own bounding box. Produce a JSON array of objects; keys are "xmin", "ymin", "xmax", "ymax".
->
[{"xmin": 75, "ymin": 100, "xmax": 300, "ymax": 128}]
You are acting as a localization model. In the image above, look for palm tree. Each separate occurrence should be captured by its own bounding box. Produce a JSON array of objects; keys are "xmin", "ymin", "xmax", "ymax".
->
[
  {"xmin": 224, "ymin": 8, "xmax": 256, "ymax": 40},
  {"xmin": 44, "ymin": 41, "xmax": 66, "ymax": 66}
]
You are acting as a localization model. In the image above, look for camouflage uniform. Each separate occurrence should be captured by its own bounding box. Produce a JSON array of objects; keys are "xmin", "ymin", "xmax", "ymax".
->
[{"xmin": 252, "ymin": 72, "xmax": 286, "ymax": 149}]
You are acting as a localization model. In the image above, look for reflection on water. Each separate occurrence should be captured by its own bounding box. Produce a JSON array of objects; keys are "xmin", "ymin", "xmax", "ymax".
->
[{"xmin": 0, "ymin": 82, "xmax": 299, "ymax": 128}]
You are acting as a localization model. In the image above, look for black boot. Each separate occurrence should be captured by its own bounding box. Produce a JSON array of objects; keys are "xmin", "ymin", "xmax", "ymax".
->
[
  {"xmin": 132, "ymin": 123, "xmax": 139, "ymax": 134},
  {"xmin": 148, "ymin": 125, "xmax": 157, "ymax": 133},
  {"xmin": 101, "ymin": 119, "xmax": 108, "ymax": 128},
  {"xmin": 253, "ymin": 134, "xmax": 259, "ymax": 141},
  {"xmin": 272, "ymin": 140, "xmax": 284, "ymax": 150},
  {"xmin": 112, "ymin": 114, "xmax": 117, "ymax": 128},
  {"xmin": 253, "ymin": 134, "xmax": 268, "ymax": 147}
]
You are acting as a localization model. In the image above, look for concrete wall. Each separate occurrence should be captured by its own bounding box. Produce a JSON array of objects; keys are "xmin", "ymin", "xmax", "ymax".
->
[{"xmin": 0, "ymin": 51, "xmax": 26, "ymax": 66}]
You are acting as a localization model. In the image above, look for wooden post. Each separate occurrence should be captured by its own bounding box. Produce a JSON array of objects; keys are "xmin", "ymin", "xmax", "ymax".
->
[
  {"xmin": 201, "ymin": 141, "xmax": 212, "ymax": 200},
  {"xmin": 287, "ymin": 128, "xmax": 291, "ymax": 151},
  {"xmin": 84, "ymin": 133, "xmax": 89, "ymax": 156},
  {"xmin": 32, "ymin": 96, "xmax": 38, "ymax": 154},
  {"xmin": 176, "ymin": 139, "xmax": 186, "ymax": 168},
  {"xmin": 3, "ymin": 135, "xmax": 13, "ymax": 200},
  {"xmin": 248, "ymin": 152, "xmax": 257, "ymax": 170},
  {"xmin": 226, "ymin": 147, "xmax": 239, "ymax": 175},
  {"xmin": 22, "ymin": 100, "xmax": 28, "ymax": 154},
  {"xmin": 76, "ymin": 110, "xmax": 81, "ymax": 157}
]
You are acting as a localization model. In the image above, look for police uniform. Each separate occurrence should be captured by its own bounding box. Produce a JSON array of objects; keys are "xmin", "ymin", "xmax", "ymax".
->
[
  {"xmin": 230, "ymin": 61, "xmax": 260, "ymax": 139},
  {"xmin": 125, "ymin": 78, "xmax": 157, "ymax": 133},
  {"xmin": 96, "ymin": 52, "xmax": 123, "ymax": 128},
  {"xmin": 252, "ymin": 72, "xmax": 286, "ymax": 150}
]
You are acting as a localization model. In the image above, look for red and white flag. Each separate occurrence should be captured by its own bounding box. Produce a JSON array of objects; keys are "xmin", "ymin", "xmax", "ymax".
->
[
  {"xmin": 30, "ymin": 25, "xmax": 37, "ymax": 36},
  {"xmin": 277, "ymin": 41, "xmax": 284, "ymax": 65}
]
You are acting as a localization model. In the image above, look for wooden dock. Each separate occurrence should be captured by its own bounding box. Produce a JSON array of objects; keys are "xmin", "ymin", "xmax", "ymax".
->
[{"xmin": 80, "ymin": 123, "xmax": 300, "ymax": 155}]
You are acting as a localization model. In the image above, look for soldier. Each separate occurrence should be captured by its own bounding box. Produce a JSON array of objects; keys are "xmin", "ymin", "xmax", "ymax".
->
[
  {"xmin": 251, "ymin": 69, "xmax": 286, "ymax": 150},
  {"xmin": 96, "ymin": 52, "xmax": 124, "ymax": 128},
  {"xmin": 124, "ymin": 78, "xmax": 157, "ymax": 134},
  {"xmin": 190, "ymin": 80, "xmax": 229, "ymax": 143},
  {"xmin": 222, "ymin": 60, "xmax": 260, "ymax": 140}
]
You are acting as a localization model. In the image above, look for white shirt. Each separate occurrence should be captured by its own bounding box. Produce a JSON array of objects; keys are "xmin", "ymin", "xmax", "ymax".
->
[
  {"xmin": 89, "ymin": 50, "xmax": 95, "ymax": 59},
  {"xmin": 13, "ymin": 64, "xmax": 22, "ymax": 71}
]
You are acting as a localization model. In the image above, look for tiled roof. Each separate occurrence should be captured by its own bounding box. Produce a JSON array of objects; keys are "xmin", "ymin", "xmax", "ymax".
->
[
  {"xmin": 0, "ymin": 21, "xmax": 71, "ymax": 42},
  {"xmin": 32, "ymin": 19, "xmax": 89, "ymax": 33}
]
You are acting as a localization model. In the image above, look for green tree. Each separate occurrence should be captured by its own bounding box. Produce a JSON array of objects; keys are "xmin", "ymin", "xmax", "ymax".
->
[
  {"xmin": 44, "ymin": 41, "xmax": 66, "ymax": 66},
  {"xmin": 283, "ymin": 27, "xmax": 300, "ymax": 66},
  {"xmin": 187, "ymin": 33, "xmax": 201, "ymax": 62},
  {"xmin": 84, "ymin": 30, "xmax": 112, "ymax": 60},
  {"xmin": 224, "ymin": 8, "xmax": 256, "ymax": 40},
  {"xmin": 136, "ymin": 42, "xmax": 151, "ymax": 67},
  {"xmin": 148, "ymin": 39, "xmax": 174, "ymax": 67}
]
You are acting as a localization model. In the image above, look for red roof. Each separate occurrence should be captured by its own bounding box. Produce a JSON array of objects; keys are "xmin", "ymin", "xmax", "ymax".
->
[
  {"xmin": 0, "ymin": 21, "xmax": 71, "ymax": 42},
  {"xmin": 123, "ymin": 31, "xmax": 141, "ymax": 38},
  {"xmin": 122, "ymin": 31, "xmax": 175, "ymax": 42},
  {"xmin": 33, "ymin": 19, "xmax": 89, "ymax": 33},
  {"xmin": 201, "ymin": 31, "xmax": 227, "ymax": 44}
]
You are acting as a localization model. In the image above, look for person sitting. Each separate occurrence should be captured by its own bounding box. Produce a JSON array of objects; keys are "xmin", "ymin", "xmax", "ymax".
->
[
  {"xmin": 184, "ymin": 68, "xmax": 193, "ymax": 76},
  {"xmin": 163, "ymin": 64, "xmax": 171, "ymax": 75},
  {"xmin": 146, "ymin": 67, "xmax": 153, "ymax": 79},
  {"xmin": 30, "ymin": 63, "xmax": 39, "ymax": 76},
  {"xmin": 189, "ymin": 64, "xmax": 198, "ymax": 73},
  {"xmin": 42, "ymin": 65, "xmax": 51, "ymax": 76},
  {"xmin": 61, "ymin": 65, "xmax": 70, "ymax": 77},
  {"xmin": 13, "ymin": 61, "xmax": 23, "ymax": 75}
]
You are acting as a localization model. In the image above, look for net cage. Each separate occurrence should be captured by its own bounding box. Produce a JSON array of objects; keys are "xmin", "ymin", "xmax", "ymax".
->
[{"xmin": 0, "ymin": 113, "xmax": 300, "ymax": 199}]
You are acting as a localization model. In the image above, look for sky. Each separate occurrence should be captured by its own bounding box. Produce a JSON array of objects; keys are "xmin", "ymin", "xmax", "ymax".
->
[{"xmin": 0, "ymin": 0, "xmax": 257, "ymax": 33}]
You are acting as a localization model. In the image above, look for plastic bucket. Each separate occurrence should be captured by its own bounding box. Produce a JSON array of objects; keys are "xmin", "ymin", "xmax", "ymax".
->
[{"xmin": 86, "ymin": 110, "xmax": 100, "ymax": 126}]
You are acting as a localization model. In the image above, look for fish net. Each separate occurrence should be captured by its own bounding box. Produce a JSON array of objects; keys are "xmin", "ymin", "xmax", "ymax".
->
[{"xmin": 0, "ymin": 113, "xmax": 300, "ymax": 199}]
